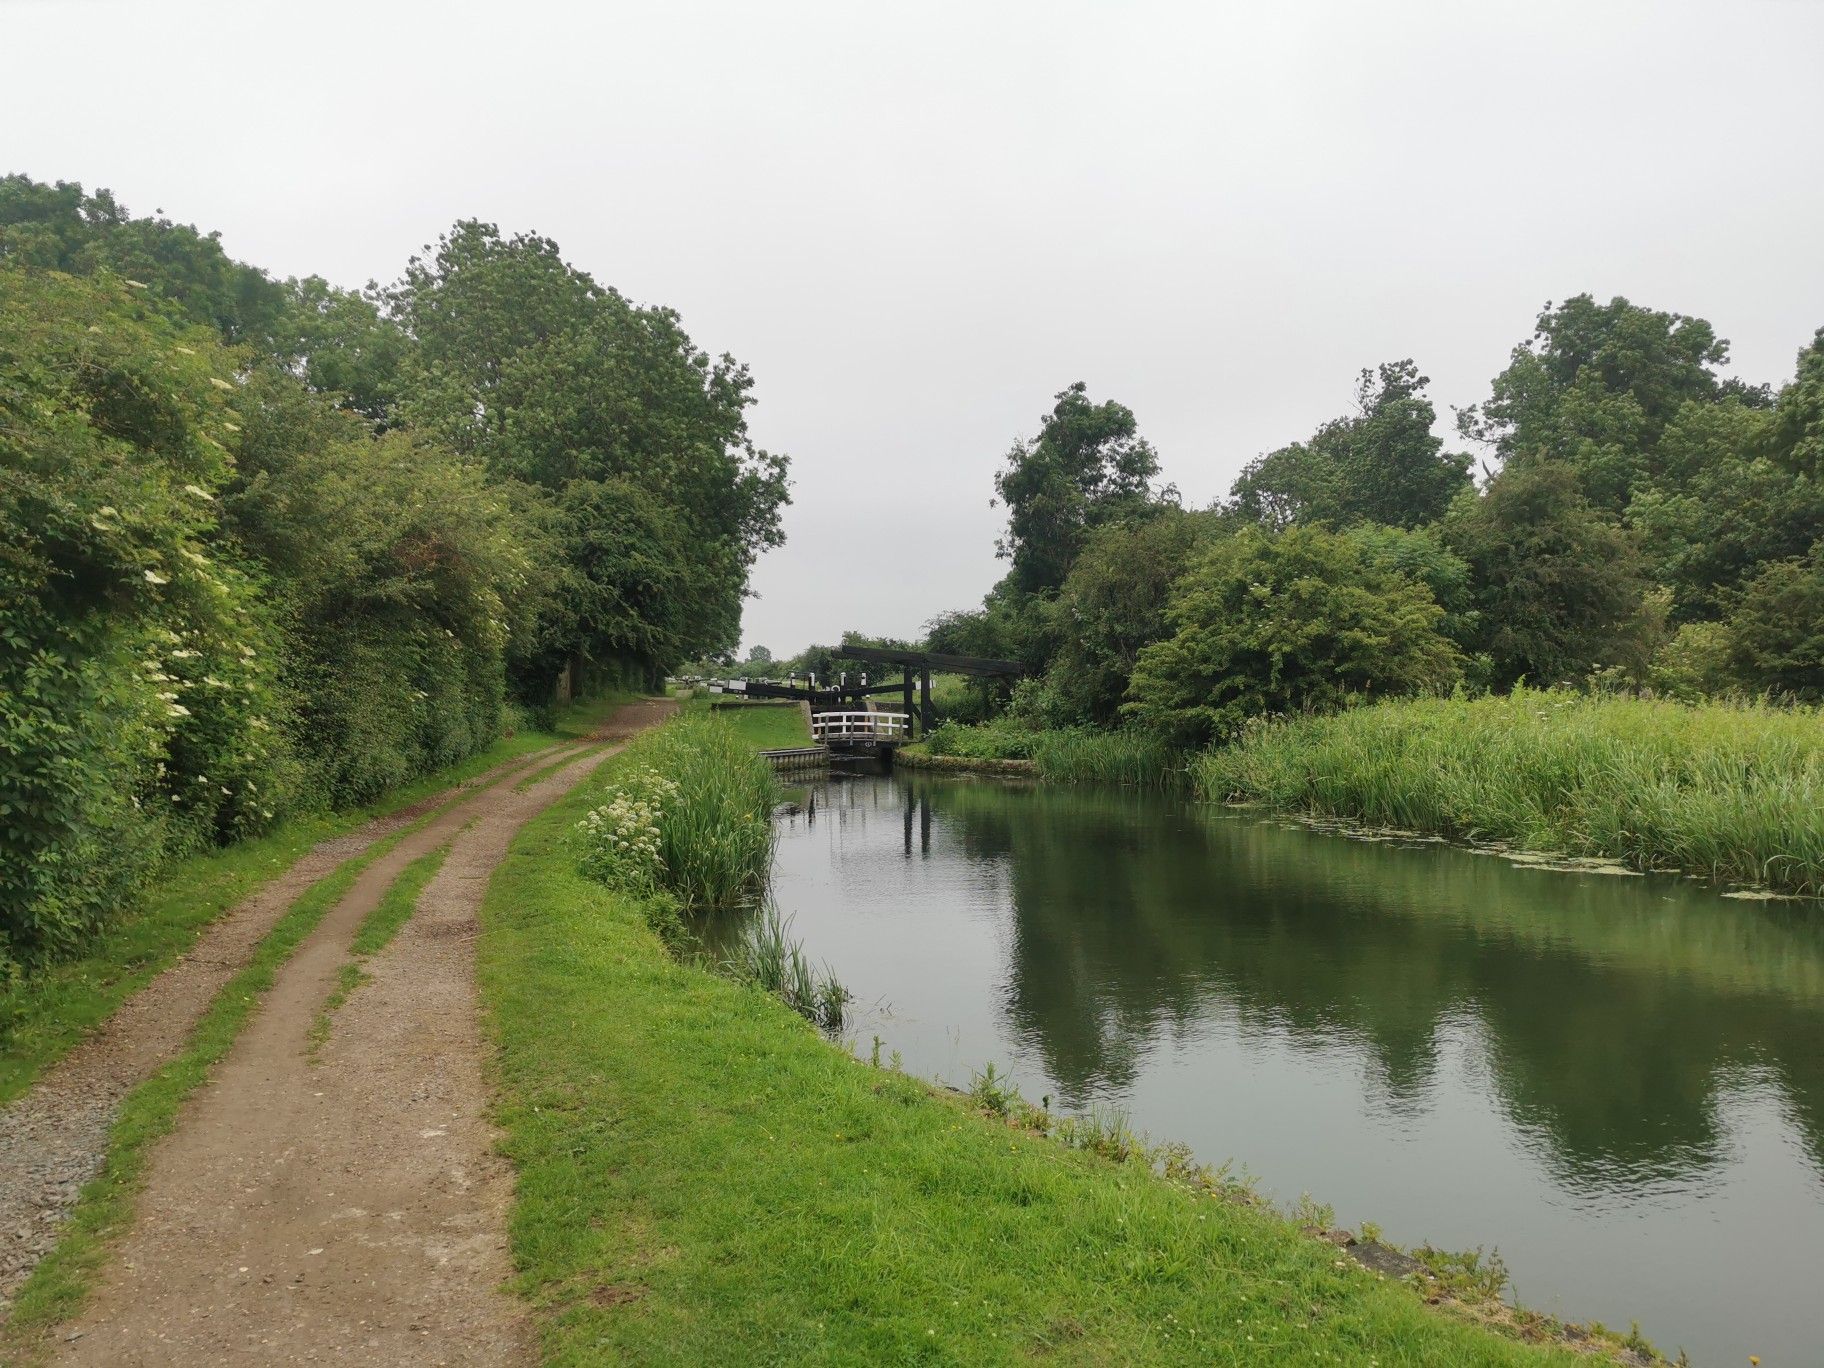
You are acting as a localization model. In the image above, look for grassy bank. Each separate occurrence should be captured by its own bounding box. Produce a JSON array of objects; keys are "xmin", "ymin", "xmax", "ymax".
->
[
  {"xmin": 0, "ymin": 694, "xmax": 625, "ymax": 1106},
  {"xmin": 1197, "ymin": 689, "xmax": 1824, "ymax": 895},
  {"xmin": 479, "ymin": 740, "xmax": 1597, "ymax": 1365},
  {"xmin": 682, "ymin": 695, "xmax": 813, "ymax": 749},
  {"xmin": 919, "ymin": 719, "xmax": 1182, "ymax": 787}
]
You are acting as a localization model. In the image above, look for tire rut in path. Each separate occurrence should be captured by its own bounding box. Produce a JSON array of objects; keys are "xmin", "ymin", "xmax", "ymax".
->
[
  {"xmin": 41, "ymin": 700, "xmax": 673, "ymax": 1363},
  {"xmin": 0, "ymin": 744, "xmax": 565, "ymax": 1314}
]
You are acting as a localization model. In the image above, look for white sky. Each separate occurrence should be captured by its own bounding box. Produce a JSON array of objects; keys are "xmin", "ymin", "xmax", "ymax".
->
[{"xmin": 5, "ymin": 1, "xmax": 1822, "ymax": 654}]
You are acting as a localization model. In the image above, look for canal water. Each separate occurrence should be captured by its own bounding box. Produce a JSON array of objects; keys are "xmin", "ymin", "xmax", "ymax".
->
[{"xmin": 754, "ymin": 770, "xmax": 1824, "ymax": 1366}]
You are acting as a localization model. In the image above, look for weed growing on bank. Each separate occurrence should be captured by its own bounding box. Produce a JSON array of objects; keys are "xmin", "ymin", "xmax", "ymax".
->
[{"xmin": 1196, "ymin": 687, "xmax": 1824, "ymax": 895}]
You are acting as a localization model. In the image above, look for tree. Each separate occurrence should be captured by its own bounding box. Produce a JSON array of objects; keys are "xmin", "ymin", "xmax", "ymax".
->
[
  {"xmin": 0, "ymin": 175, "xmax": 292, "ymax": 352},
  {"xmin": 1442, "ymin": 463, "xmax": 1650, "ymax": 688},
  {"xmin": 1763, "ymin": 328, "xmax": 1824, "ymax": 479},
  {"xmin": 388, "ymin": 221, "xmax": 788, "ymax": 687},
  {"xmin": 994, "ymin": 383, "xmax": 1164, "ymax": 596},
  {"xmin": 1037, "ymin": 508, "xmax": 1217, "ymax": 725},
  {"xmin": 1459, "ymin": 295, "xmax": 1734, "ymax": 513},
  {"xmin": 1727, "ymin": 547, "xmax": 1824, "ymax": 699},
  {"xmin": 1125, "ymin": 525, "xmax": 1460, "ymax": 745},
  {"xmin": 1230, "ymin": 361, "xmax": 1470, "ymax": 530}
]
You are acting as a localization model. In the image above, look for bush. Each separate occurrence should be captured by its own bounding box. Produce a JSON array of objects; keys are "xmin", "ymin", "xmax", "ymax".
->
[
  {"xmin": 1126, "ymin": 524, "xmax": 1461, "ymax": 745},
  {"xmin": 0, "ymin": 269, "xmax": 287, "ymax": 970}
]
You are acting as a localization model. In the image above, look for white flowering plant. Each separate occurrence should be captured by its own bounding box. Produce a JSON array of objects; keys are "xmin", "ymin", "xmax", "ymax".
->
[{"xmin": 574, "ymin": 767, "xmax": 681, "ymax": 895}]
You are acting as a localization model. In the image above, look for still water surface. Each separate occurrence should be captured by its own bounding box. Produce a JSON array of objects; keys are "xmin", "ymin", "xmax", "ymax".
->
[{"xmin": 749, "ymin": 771, "xmax": 1824, "ymax": 1366}]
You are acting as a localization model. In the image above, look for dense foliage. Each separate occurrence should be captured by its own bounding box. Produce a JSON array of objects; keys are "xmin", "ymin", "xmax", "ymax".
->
[
  {"xmin": 1197, "ymin": 689, "xmax": 1824, "ymax": 896},
  {"xmin": 918, "ymin": 296, "xmax": 1824, "ymax": 748},
  {"xmin": 0, "ymin": 175, "xmax": 788, "ymax": 974}
]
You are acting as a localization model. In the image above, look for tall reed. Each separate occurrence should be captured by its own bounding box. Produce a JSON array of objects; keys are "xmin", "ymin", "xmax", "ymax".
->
[
  {"xmin": 726, "ymin": 907, "xmax": 850, "ymax": 1031},
  {"xmin": 1195, "ymin": 687, "xmax": 1824, "ymax": 894},
  {"xmin": 583, "ymin": 715, "xmax": 777, "ymax": 910},
  {"xmin": 1030, "ymin": 729, "xmax": 1182, "ymax": 788}
]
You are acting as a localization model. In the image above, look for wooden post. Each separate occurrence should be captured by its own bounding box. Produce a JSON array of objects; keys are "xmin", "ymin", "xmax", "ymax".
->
[
  {"xmin": 919, "ymin": 667, "xmax": 933, "ymax": 735},
  {"xmin": 902, "ymin": 667, "xmax": 916, "ymax": 736}
]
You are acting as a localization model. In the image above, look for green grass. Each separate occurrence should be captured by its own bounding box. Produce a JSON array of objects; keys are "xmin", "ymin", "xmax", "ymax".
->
[
  {"xmin": 478, "ymin": 749, "xmax": 1591, "ymax": 1366},
  {"xmin": 307, "ymin": 842, "xmax": 454, "ymax": 1057},
  {"xmin": 1195, "ymin": 687, "xmax": 1824, "ymax": 895},
  {"xmin": 682, "ymin": 695, "xmax": 813, "ymax": 750},
  {"xmin": 1, "ymin": 834, "xmax": 401, "ymax": 1344},
  {"xmin": 0, "ymin": 693, "xmax": 625, "ymax": 1108},
  {"xmin": 920, "ymin": 720, "xmax": 1182, "ymax": 787}
]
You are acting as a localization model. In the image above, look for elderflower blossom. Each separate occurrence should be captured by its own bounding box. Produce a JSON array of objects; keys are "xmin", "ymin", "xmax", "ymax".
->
[{"xmin": 574, "ymin": 767, "xmax": 680, "ymax": 893}]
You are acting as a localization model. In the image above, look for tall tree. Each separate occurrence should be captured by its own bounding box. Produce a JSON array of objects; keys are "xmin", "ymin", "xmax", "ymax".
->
[
  {"xmin": 1458, "ymin": 295, "xmax": 1735, "ymax": 513},
  {"xmin": 994, "ymin": 382, "xmax": 1163, "ymax": 596},
  {"xmin": 1231, "ymin": 361, "xmax": 1470, "ymax": 530},
  {"xmin": 1442, "ymin": 463, "xmax": 1650, "ymax": 688}
]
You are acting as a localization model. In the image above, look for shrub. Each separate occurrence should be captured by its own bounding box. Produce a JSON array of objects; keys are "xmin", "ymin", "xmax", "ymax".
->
[{"xmin": 1126, "ymin": 524, "xmax": 1461, "ymax": 745}]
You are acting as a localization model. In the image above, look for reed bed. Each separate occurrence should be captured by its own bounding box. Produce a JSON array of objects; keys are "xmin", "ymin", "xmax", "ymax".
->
[
  {"xmin": 1030, "ymin": 728, "xmax": 1182, "ymax": 788},
  {"xmin": 580, "ymin": 715, "xmax": 777, "ymax": 911},
  {"xmin": 1195, "ymin": 688, "xmax": 1824, "ymax": 895},
  {"xmin": 924, "ymin": 720, "xmax": 1182, "ymax": 787}
]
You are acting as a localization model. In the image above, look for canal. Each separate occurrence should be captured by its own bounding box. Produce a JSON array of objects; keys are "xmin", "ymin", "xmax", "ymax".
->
[{"xmin": 753, "ymin": 770, "xmax": 1824, "ymax": 1366}]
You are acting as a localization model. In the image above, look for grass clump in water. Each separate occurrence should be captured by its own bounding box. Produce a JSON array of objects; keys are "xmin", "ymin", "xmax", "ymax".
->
[
  {"xmin": 922, "ymin": 720, "xmax": 1182, "ymax": 787},
  {"xmin": 725, "ymin": 906, "xmax": 850, "ymax": 1032},
  {"xmin": 1195, "ymin": 686, "xmax": 1824, "ymax": 894}
]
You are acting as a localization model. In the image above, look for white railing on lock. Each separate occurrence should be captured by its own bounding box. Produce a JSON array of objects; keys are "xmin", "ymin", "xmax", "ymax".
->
[{"xmin": 811, "ymin": 711, "xmax": 910, "ymax": 740}]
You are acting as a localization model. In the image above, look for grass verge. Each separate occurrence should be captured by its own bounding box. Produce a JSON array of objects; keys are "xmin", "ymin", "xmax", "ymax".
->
[
  {"xmin": 681, "ymin": 695, "xmax": 813, "ymax": 749},
  {"xmin": 306, "ymin": 842, "xmax": 453, "ymax": 1058},
  {"xmin": 0, "ymin": 693, "xmax": 625, "ymax": 1106},
  {"xmin": 1195, "ymin": 688, "xmax": 1824, "ymax": 895},
  {"xmin": 479, "ymin": 748, "xmax": 1590, "ymax": 1365}
]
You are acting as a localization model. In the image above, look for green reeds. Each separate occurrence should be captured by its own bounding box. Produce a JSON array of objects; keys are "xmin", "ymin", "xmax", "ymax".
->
[
  {"xmin": 1195, "ymin": 686, "xmax": 1824, "ymax": 895},
  {"xmin": 614, "ymin": 716, "xmax": 778, "ymax": 910},
  {"xmin": 1030, "ymin": 728, "xmax": 1181, "ymax": 788},
  {"xmin": 725, "ymin": 906, "xmax": 850, "ymax": 1031},
  {"xmin": 924, "ymin": 720, "xmax": 1184, "ymax": 787}
]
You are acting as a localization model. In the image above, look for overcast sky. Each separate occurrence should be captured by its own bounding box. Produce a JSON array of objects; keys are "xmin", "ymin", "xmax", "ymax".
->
[{"xmin": 6, "ymin": 1, "xmax": 1822, "ymax": 654}]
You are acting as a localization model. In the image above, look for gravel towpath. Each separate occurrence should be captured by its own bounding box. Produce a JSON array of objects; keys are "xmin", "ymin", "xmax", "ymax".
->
[
  {"xmin": 0, "ymin": 745, "xmax": 563, "ymax": 1314},
  {"xmin": 11, "ymin": 697, "xmax": 674, "ymax": 1363}
]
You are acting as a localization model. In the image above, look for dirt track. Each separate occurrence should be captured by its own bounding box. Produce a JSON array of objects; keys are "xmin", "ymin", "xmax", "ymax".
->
[
  {"xmin": 0, "ymin": 745, "xmax": 561, "ymax": 1313},
  {"xmin": 15, "ymin": 700, "xmax": 673, "ymax": 1364}
]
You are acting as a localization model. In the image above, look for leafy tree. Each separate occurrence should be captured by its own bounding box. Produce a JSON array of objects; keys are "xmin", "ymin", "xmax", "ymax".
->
[
  {"xmin": 746, "ymin": 645, "xmax": 774, "ymax": 667},
  {"xmin": 0, "ymin": 269, "xmax": 284, "ymax": 967},
  {"xmin": 0, "ymin": 175, "xmax": 291, "ymax": 351},
  {"xmin": 1459, "ymin": 295, "xmax": 1735, "ymax": 513},
  {"xmin": 1442, "ymin": 463, "xmax": 1650, "ymax": 688},
  {"xmin": 1037, "ymin": 508, "xmax": 1217, "ymax": 725},
  {"xmin": 1625, "ymin": 398, "xmax": 1823, "ymax": 622},
  {"xmin": 994, "ymin": 383, "xmax": 1164, "ymax": 596},
  {"xmin": 1231, "ymin": 361, "xmax": 1470, "ymax": 530},
  {"xmin": 388, "ymin": 221, "xmax": 788, "ymax": 684},
  {"xmin": 1763, "ymin": 328, "xmax": 1824, "ymax": 478},
  {"xmin": 1727, "ymin": 547, "xmax": 1824, "ymax": 699},
  {"xmin": 1125, "ymin": 525, "xmax": 1460, "ymax": 744}
]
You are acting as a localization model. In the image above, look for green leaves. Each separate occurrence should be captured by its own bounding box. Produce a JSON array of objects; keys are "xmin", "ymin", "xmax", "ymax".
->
[{"xmin": 1125, "ymin": 525, "xmax": 1461, "ymax": 746}]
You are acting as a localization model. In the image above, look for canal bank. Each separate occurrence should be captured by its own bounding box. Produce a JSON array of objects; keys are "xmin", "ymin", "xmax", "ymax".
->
[
  {"xmin": 479, "ymin": 738, "xmax": 1657, "ymax": 1365},
  {"xmin": 755, "ymin": 769, "xmax": 1824, "ymax": 1366}
]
